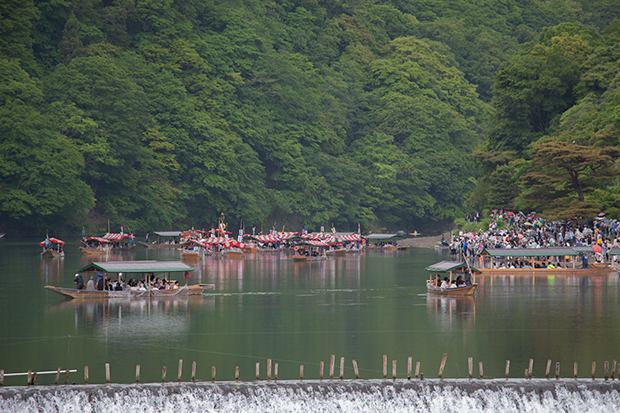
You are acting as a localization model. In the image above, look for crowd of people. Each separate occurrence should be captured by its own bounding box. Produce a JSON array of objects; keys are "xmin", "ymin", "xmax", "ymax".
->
[
  {"xmin": 448, "ymin": 211, "xmax": 620, "ymax": 263},
  {"xmin": 74, "ymin": 273, "xmax": 181, "ymax": 291}
]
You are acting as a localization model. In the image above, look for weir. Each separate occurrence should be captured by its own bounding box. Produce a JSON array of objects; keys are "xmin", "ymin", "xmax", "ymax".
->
[{"xmin": 2, "ymin": 380, "xmax": 620, "ymax": 412}]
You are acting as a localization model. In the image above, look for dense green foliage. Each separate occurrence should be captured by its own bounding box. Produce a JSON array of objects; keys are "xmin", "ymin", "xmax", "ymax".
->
[{"xmin": 2, "ymin": 0, "xmax": 620, "ymax": 235}]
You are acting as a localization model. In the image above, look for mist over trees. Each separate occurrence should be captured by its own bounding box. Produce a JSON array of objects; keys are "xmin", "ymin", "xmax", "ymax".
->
[{"xmin": 1, "ymin": 0, "xmax": 620, "ymax": 235}]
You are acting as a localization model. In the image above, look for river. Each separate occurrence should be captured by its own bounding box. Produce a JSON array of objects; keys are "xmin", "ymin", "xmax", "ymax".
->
[{"xmin": 1, "ymin": 239, "xmax": 620, "ymax": 411}]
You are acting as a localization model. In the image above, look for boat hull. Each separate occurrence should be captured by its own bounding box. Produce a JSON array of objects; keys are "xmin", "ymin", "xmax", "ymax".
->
[
  {"xmin": 225, "ymin": 250, "xmax": 243, "ymax": 259},
  {"xmin": 45, "ymin": 284, "xmax": 214, "ymax": 300},
  {"xmin": 139, "ymin": 242, "xmax": 179, "ymax": 249},
  {"xmin": 79, "ymin": 247, "xmax": 109, "ymax": 255},
  {"xmin": 477, "ymin": 266, "xmax": 612, "ymax": 276},
  {"xmin": 426, "ymin": 281, "xmax": 478, "ymax": 296},
  {"xmin": 41, "ymin": 249, "xmax": 64, "ymax": 258}
]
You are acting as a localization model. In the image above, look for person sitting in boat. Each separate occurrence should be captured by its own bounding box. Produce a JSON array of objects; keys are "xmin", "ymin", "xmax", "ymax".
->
[
  {"xmin": 74, "ymin": 274, "xmax": 84, "ymax": 290},
  {"xmin": 455, "ymin": 276, "xmax": 464, "ymax": 287},
  {"xmin": 464, "ymin": 269, "xmax": 472, "ymax": 286},
  {"xmin": 547, "ymin": 262, "xmax": 555, "ymax": 269},
  {"xmin": 86, "ymin": 276, "xmax": 95, "ymax": 291},
  {"xmin": 114, "ymin": 281, "xmax": 123, "ymax": 291},
  {"xmin": 435, "ymin": 274, "xmax": 441, "ymax": 286},
  {"xmin": 440, "ymin": 277, "xmax": 449, "ymax": 289},
  {"xmin": 540, "ymin": 262, "xmax": 547, "ymax": 268}
]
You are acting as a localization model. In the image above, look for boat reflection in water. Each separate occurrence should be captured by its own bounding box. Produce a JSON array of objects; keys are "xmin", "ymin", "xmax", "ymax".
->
[
  {"xmin": 426, "ymin": 294, "xmax": 477, "ymax": 329},
  {"xmin": 48, "ymin": 295, "xmax": 211, "ymax": 335},
  {"xmin": 39, "ymin": 256, "xmax": 64, "ymax": 284},
  {"xmin": 80, "ymin": 249, "xmax": 136, "ymax": 267}
]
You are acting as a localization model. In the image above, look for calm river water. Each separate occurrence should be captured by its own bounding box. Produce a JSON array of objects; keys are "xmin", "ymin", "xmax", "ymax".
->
[{"xmin": 1, "ymin": 239, "xmax": 620, "ymax": 386}]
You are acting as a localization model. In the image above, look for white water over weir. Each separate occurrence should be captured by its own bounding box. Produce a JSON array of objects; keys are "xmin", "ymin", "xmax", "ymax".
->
[{"xmin": 2, "ymin": 380, "xmax": 620, "ymax": 412}]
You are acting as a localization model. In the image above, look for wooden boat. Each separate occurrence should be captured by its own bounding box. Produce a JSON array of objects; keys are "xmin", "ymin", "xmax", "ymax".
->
[
  {"xmin": 244, "ymin": 246, "xmax": 263, "ymax": 253},
  {"xmin": 478, "ymin": 247, "xmax": 612, "ymax": 275},
  {"xmin": 45, "ymin": 261, "xmax": 214, "ymax": 300},
  {"xmin": 425, "ymin": 261, "xmax": 479, "ymax": 296},
  {"xmin": 293, "ymin": 254, "xmax": 327, "ymax": 262},
  {"xmin": 40, "ymin": 237, "xmax": 65, "ymax": 258},
  {"xmin": 224, "ymin": 249, "xmax": 243, "ymax": 259},
  {"xmin": 181, "ymin": 239, "xmax": 207, "ymax": 260},
  {"xmin": 79, "ymin": 237, "xmax": 111, "ymax": 255}
]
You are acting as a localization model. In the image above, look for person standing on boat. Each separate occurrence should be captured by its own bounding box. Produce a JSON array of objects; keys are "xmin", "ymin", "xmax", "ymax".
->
[
  {"xmin": 464, "ymin": 269, "xmax": 472, "ymax": 286},
  {"xmin": 86, "ymin": 276, "xmax": 95, "ymax": 290}
]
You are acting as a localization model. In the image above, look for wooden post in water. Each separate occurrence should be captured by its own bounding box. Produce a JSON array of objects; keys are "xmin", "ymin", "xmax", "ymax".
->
[
  {"xmin": 353, "ymin": 360, "xmax": 360, "ymax": 379},
  {"xmin": 392, "ymin": 360, "xmax": 397, "ymax": 381},
  {"xmin": 256, "ymin": 363, "xmax": 260, "ymax": 381},
  {"xmin": 468, "ymin": 357, "xmax": 473, "ymax": 380},
  {"xmin": 27, "ymin": 371, "xmax": 32, "ymax": 386},
  {"xmin": 300, "ymin": 365, "xmax": 304, "ymax": 381},
  {"xmin": 528, "ymin": 359, "xmax": 533, "ymax": 379},
  {"xmin": 105, "ymin": 363, "xmax": 110, "ymax": 385},
  {"xmin": 340, "ymin": 357, "xmax": 345, "ymax": 380},
  {"xmin": 32, "ymin": 372, "xmax": 37, "ymax": 385},
  {"xmin": 191, "ymin": 362, "xmax": 196, "ymax": 383},
  {"xmin": 605, "ymin": 361, "xmax": 609, "ymax": 381},
  {"xmin": 612, "ymin": 360, "xmax": 617, "ymax": 380},
  {"xmin": 235, "ymin": 366, "xmax": 239, "ymax": 382},
  {"xmin": 574, "ymin": 362, "xmax": 578, "ymax": 380},
  {"xmin": 330, "ymin": 355, "xmax": 335, "ymax": 380},
  {"xmin": 162, "ymin": 366, "xmax": 167, "ymax": 383},
  {"xmin": 209, "ymin": 366, "xmax": 214, "ymax": 383},
  {"xmin": 320, "ymin": 361, "xmax": 324, "ymax": 380},
  {"xmin": 267, "ymin": 359, "xmax": 272, "ymax": 381},
  {"xmin": 415, "ymin": 362, "xmax": 420, "ymax": 379},
  {"xmin": 407, "ymin": 357, "xmax": 412, "ymax": 380},
  {"xmin": 478, "ymin": 362, "xmax": 484, "ymax": 379},
  {"xmin": 84, "ymin": 366, "xmax": 89, "ymax": 385},
  {"xmin": 135, "ymin": 365, "xmax": 140, "ymax": 383},
  {"xmin": 1, "ymin": 369, "xmax": 4, "ymax": 386},
  {"xmin": 438, "ymin": 354, "xmax": 447, "ymax": 380},
  {"xmin": 524, "ymin": 369, "xmax": 528, "ymax": 379},
  {"xmin": 592, "ymin": 362, "xmax": 596, "ymax": 380},
  {"xmin": 505, "ymin": 360, "xmax": 510, "ymax": 380},
  {"xmin": 555, "ymin": 362, "xmax": 560, "ymax": 380},
  {"xmin": 383, "ymin": 355, "xmax": 387, "ymax": 379},
  {"xmin": 55, "ymin": 368, "xmax": 61, "ymax": 385},
  {"xmin": 545, "ymin": 360, "xmax": 551, "ymax": 379},
  {"xmin": 64, "ymin": 368, "xmax": 71, "ymax": 385},
  {"xmin": 177, "ymin": 359, "xmax": 183, "ymax": 383},
  {"xmin": 275, "ymin": 363, "xmax": 278, "ymax": 381}
]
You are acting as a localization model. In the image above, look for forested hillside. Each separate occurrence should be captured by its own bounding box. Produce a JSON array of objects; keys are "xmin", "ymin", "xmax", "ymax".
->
[{"xmin": 1, "ymin": 0, "xmax": 620, "ymax": 235}]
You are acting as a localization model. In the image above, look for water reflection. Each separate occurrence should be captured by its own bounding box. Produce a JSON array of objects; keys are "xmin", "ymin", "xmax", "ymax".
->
[
  {"xmin": 39, "ymin": 257, "xmax": 64, "ymax": 283},
  {"xmin": 426, "ymin": 295, "xmax": 477, "ymax": 329},
  {"xmin": 79, "ymin": 250, "xmax": 136, "ymax": 266}
]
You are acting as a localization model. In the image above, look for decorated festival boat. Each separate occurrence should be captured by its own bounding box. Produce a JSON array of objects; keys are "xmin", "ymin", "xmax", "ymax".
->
[
  {"xmin": 45, "ymin": 261, "xmax": 214, "ymax": 299},
  {"xmin": 40, "ymin": 237, "xmax": 65, "ymax": 258},
  {"xmin": 139, "ymin": 231, "xmax": 183, "ymax": 248},
  {"xmin": 425, "ymin": 261, "xmax": 479, "ymax": 296},
  {"xmin": 79, "ymin": 237, "xmax": 111, "ymax": 254}
]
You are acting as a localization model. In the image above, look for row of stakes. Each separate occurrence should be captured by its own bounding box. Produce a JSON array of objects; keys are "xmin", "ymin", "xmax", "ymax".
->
[{"xmin": 2, "ymin": 355, "xmax": 619, "ymax": 386}]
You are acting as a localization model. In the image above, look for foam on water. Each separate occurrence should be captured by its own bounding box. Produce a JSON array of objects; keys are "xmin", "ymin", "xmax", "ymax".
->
[{"xmin": 2, "ymin": 380, "xmax": 620, "ymax": 412}]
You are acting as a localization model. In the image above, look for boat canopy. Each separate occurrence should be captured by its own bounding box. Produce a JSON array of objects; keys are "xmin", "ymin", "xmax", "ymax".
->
[
  {"xmin": 77, "ymin": 261, "xmax": 195, "ymax": 274},
  {"xmin": 365, "ymin": 233, "xmax": 403, "ymax": 241},
  {"xmin": 571, "ymin": 246, "xmax": 595, "ymax": 253},
  {"xmin": 425, "ymin": 261, "xmax": 481, "ymax": 273},
  {"xmin": 481, "ymin": 247, "xmax": 580, "ymax": 257},
  {"xmin": 103, "ymin": 233, "xmax": 130, "ymax": 241},
  {"xmin": 335, "ymin": 233, "xmax": 366, "ymax": 242},
  {"xmin": 85, "ymin": 236, "xmax": 110, "ymax": 243},
  {"xmin": 152, "ymin": 231, "xmax": 182, "ymax": 237},
  {"xmin": 39, "ymin": 237, "xmax": 65, "ymax": 246},
  {"xmin": 609, "ymin": 247, "xmax": 620, "ymax": 256},
  {"xmin": 294, "ymin": 240, "xmax": 331, "ymax": 247}
]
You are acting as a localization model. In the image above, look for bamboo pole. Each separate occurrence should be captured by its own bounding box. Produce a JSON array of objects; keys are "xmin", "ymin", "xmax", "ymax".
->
[
  {"xmin": 340, "ymin": 357, "xmax": 345, "ymax": 380},
  {"xmin": 105, "ymin": 363, "xmax": 110, "ymax": 385},
  {"xmin": 574, "ymin": 362, "xmax": 578, "ymax": 380},
  {"xmin": 135, "ymin": 365, "xmax": 140, "ymax": 383},
  {"xmin": 353, "ymin": 360, "xmax": 360, "ymax": 379},
  {"xmin": 211, "ymin": 366, "xmax": 216, "ymax": 383},
  {"xmin": 545, "ymin": 359, "xmax": 551, "ymax": 379},
  {"xmin": 438, "ymin": 354, "xmax": 447, "ymax": 379},
  {"xmin": 555, "ymin": 362, "xmax": 560, "ymax": 379},
  {"xmin": 505, "ymin": 360, "xmax": 510, "ymax": 380},
  {"xmin": 235, "ymin": 366, "xmax": 239, "ymax": 382},
  {"xmin": 407, "ymin": 357, "xmax": 412, "ymax": 380},
  {"xmin": 320, "ymin": 361, "xmax": 324, "ymax": 380},
  {"xmin": 528, "ymin": 358, "xmax": 533, "ymax": 379},
  {"xmin": 605, "ymin": 361, "xmax": 609, "ymax": 381},
  {"xmin": 415, "ymin": 362, "xmax": 420, "ymax": 379},
  {"xmin": 330, "ymin": 355, "xmax": 335, "ymax": 380},
  {"xmin": 267, "ymin": 359, "xmax": 272, "ymax": 381},
  {"xmin": 392, "ymin": 360, "xmax": 397, "ymax": 381},
  {"xmin": 478, "ymin": 362, "xmax": 484, "ymax": 379},
  {"xmin": 178, "ymin": 359, "xmax": 183, "ymax": 383},
  {"xmin": 300, "ymin": 365, "xmax": 304, "ymax": 381},
  {"xmin": 592, "ymin": 362, "xmax": 596, "ymax": 380},
  {"xmin": 468, "ymin": 357, "xmax": 473, "ymax": 380},
  {"xmin": 275, "ymin": 363, "xmax": 278, "ymax": 381},
  {"xmin": 256, "ymin": 363, "xmax": 260, "ymax": 381},
  {"xmin": 162, "ymin": 366, "xmax": 167, "ymax": 382},
  {"xmin": 54, "ymin": 368, "xmax": 61, "ymax": 385},
  {"xmin": 383, "ymin": 355, "xmax": 387, "ymax": 379},
  {"xmin": 191, "ymin": 362, "xmax": 196, "ymax": 383}
]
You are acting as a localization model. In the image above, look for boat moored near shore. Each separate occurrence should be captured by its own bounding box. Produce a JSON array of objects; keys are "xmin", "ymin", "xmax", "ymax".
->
[{"xmin": 425, "ymin": 261, "xmax": 479, "ymax": 295}]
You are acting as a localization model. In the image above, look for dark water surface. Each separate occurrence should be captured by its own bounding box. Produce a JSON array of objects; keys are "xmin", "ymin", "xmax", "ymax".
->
[{"xmin": 1, "ymin": 240, "xmax": 620, "ymax": 386}]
